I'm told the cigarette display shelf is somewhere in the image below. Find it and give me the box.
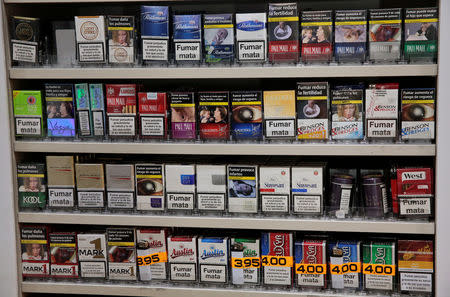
[20,281,419,297]
[18,211,435,234]
[13,141,436,156]
[9,64,437,79]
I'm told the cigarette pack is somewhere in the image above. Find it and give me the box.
[17,163,46,209]
[75,83,92,137]
[331,88,364,140]
[21,225,49,278]
[169,92,196,140]
[49,232,78,278]
[396,168,433,217]
[107,228,137,280]
[401,88,435,140]
[365,83,399,140]
[75,163,105,209]
[168,236,198,281]
[334,10,367,63]
[13,90,44,137]
[263,90,296,139]
[74,16,106,63]
[228,165,258,213]
[141,6,169,62]
[291,166,324,215]
[231,91,263,140]
[107,16,135,64]
[230,238,260,285]
[173,15,202,63]
[198,237,229,283]
[328,240,361,289]
[106,164,135,210]
[236,13,267,62]
[45,84,75,138]
[77,233,107,279]
[196,165,226,211]
[295,240,326,288]
[363,241,395,291]
[404,8,438,62]
[165,164,195,211]
[261,232,293,286]
[89,84,106,137]
[301,11,333,63]
[369,9,401,62]
[204,14,234,63]
[11,16,40,64]
[105,84,137,138]
[268,3,299,63]
[135,164,165,211]
[398,240,433,293]
[198,91,230,140]
[138,92,168,139]
[46,156,75,209]
[329,169,357,218]
[259,166,290,214]
[296,82,329,140]
[136,228,168,281]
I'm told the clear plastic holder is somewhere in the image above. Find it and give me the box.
[17,162,47,211]
[196,164,227,214]
[328,168,357,219]
[227,164,259,215]
[230,237,261,287]
[294,239,327,290]
[259,166,290,216]
[362,240,396,293]
[263,91,297,141]
[74,16,107,66]
[300,10,333,65]
[198,237,229,285]
[291,165,325,217]
[359,168,391,220]
[167,236,198,283]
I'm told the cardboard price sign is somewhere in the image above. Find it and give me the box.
[329,262,361,274]
[137,252,168,266]
[231,257,261,268]
[295,263,327,275]
[261,255,293,267]
[363,263,396,276]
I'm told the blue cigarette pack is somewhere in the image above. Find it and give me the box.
[204,14,234,63]
[141,6,169,61]
[328,240,362,290]
[173,15,202,62]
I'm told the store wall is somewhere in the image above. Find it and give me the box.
[0,3,19,296]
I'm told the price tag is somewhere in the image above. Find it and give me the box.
[363,263,396,276]
[231,257,261,268]
[295,263,327,275]
[329,262,361,275]
[137,252,167,266]
[261,255,293,267]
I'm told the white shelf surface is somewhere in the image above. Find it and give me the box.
[9,64,437,79]
[14,141,436,156]
[18,212,435,234]
[20,281,416,297]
